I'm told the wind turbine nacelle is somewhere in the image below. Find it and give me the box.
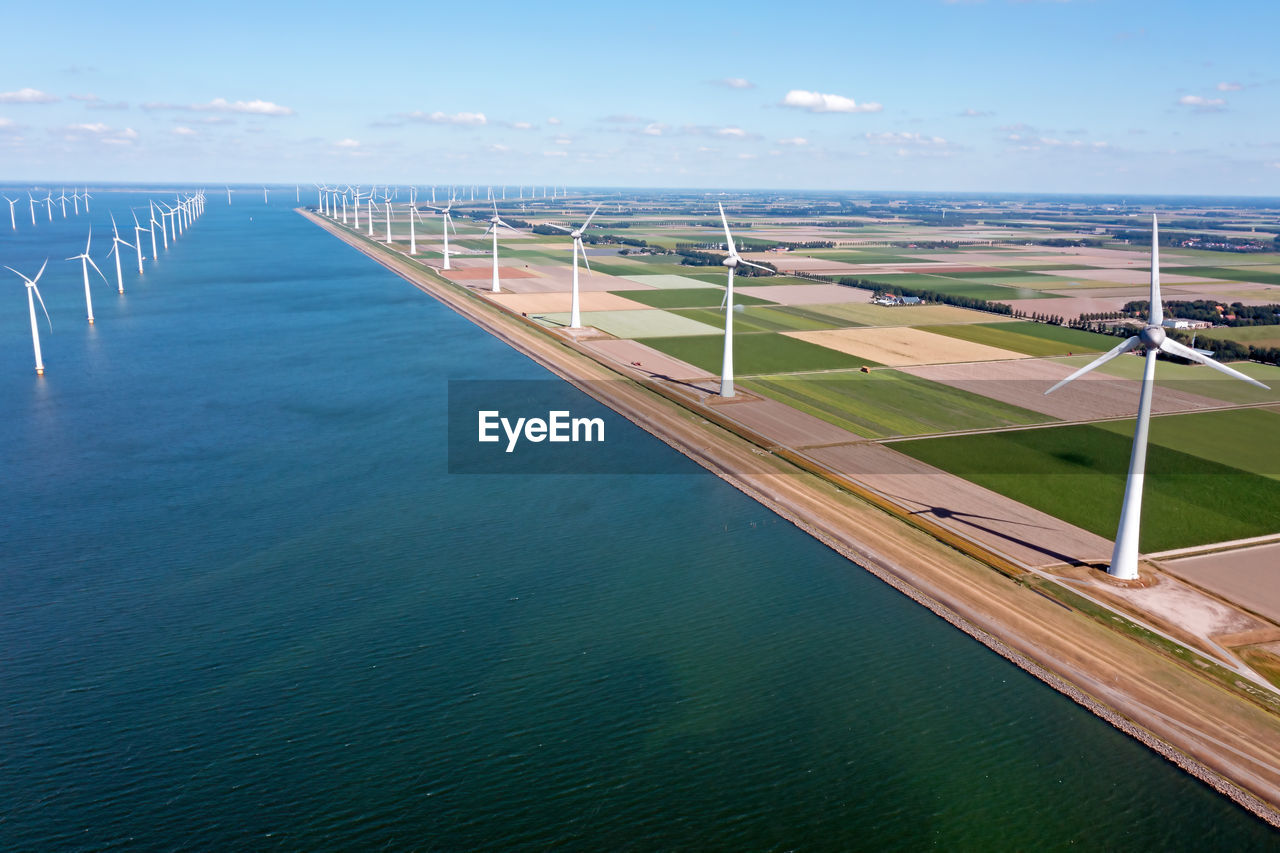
[1139,326,1166,348]
[723,256,738,268]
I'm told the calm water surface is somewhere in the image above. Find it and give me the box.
[0,191,1274,849]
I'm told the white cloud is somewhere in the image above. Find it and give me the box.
[511,121,534,130]
[781,89,881,113]
[0,88,58,104]
[777,137,808,146]
[143,97,295,116]
[866,131,947,146]
[62,122,138,145]
[959,108,993,117]
[335,138,360,148]
[554,136,572,145]
[641,122,665,136]
[1178,94,1226,111]
[69,122,110,133]
[1217,81,1242,92]
[173,126,197,136]
[407,110,487,125]
[716,77,755,89]
[488,143,510,153]
[717,126,748,137]
[542,150,568,157]
[547,116,562,125]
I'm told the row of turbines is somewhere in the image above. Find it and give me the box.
[313,191,1272,582]
[7,191,207,376]
[5,187,96,230]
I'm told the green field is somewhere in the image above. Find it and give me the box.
[918,322,1117,356]
[535,309,721,338]
[620,274,721,290]
[1095,408,1280,482]
[672,306,843,333]
[616,288,774,309]
[1167,266,1280,286]
[1198,325,1280,348]
[743,370,1051,438]
[895,415,1280,551]
[637,333,878,375]
[855,273,1055,301]
[796,251,934,265]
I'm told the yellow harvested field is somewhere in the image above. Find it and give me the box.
[785,327,1028,366]
[484,291,651,314]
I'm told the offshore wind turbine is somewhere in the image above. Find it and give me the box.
[28,193,37,226]
[226,186,233,205]
[106,213,135,293]
[406,195,424,254]
[263,186,269,204]
[71,188,81,215]
[67,228,109,324]
[383,194,394,244]
[484,200,518,292]
[82,188,92,213]
[547,203,601,329]
[147,202,160,256]
[157,203,172,249]
[58,189,68,217]
[43,191,54,221]
[7,260,52,375]
[714,204,772,397]
[131,211,148,272]
[4,195,16,230]
[1044,216,1269,580]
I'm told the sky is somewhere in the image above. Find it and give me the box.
[2,0,1278,195]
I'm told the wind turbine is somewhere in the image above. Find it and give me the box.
[158,203,173,249]
[28,193,37,226]
[406,195,424,254]
[131,211,148,273]
[714,204,772,397]
[71,188,81,215]
[430,197,457,269]
[82,188,92,213]
[484,200,519,292]
[7,260,52,375]
[58,188,68,217]
[547,203,601,329]
[43,191,54,221]
[1044,216,1269,580]
[67,228,109,324]
[226,186,233,205]
[147,201,160,257]
[383,193,394,244]
[3,195,15,230]
[106,213,135,294]
[263,186,269,204]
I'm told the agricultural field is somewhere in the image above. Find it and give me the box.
[636,333,879,375]
[918,322,1117,357]
[1198,325,1280,349]
[1169,266,1280,286]
[534,309,721,338]
[894,413,1280,551]
[742,370,1051,438]
[615,288,774,310]
[1049,354,1280,405]
[671,306,843,333]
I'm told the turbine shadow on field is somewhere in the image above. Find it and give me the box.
[876,489,1085,566]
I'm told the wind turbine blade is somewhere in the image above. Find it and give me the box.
[1149,215,1163,326]
[719,287,729,309]
[31,259,48,284]
[4,265,30,282]
[547,223,572,233]
[87,255,108,283]
[718,203,737,257]
[580,203,601,231]
[1044,336,1140,395]
[1159,338,1270,389]
[581,244,592,275]
[740,259,773,273]
[32,284,53,332]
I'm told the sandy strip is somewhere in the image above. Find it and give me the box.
[1161,543,1280,625]
[304,210,1280,827]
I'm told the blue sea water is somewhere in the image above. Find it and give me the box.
[0,189,1275,850]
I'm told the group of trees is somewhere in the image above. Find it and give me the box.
[1121,299,1280,327]
[830,277,1015,315]
[1113,229,1271,253]
[1010,311,1068,325]
[676,248,777,276]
